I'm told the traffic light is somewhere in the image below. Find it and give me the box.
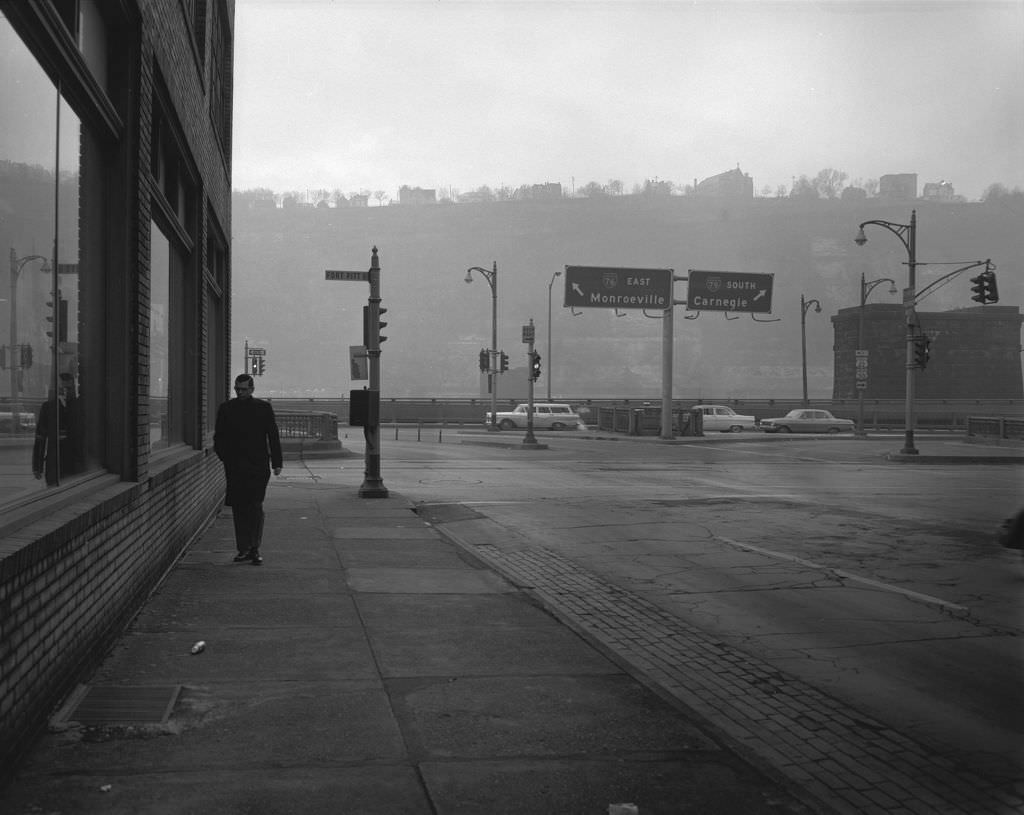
[45,292,68,343]
[989,272,1000,303]
[529,351,542,381]
[970,270,999,304]
[913,335,931,369]
[257,356,266,376]
[364,304,388,346]
[479,348,489,372]
[249,355,259,376]
[499,351,509,372]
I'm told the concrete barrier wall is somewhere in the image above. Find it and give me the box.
[0,452,225,782]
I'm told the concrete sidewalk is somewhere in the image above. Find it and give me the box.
[0,469,814,815]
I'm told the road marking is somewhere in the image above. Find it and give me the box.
[713,534,968,611]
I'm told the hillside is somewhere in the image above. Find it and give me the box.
[230,195,1023,399]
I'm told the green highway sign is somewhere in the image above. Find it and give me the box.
[686,270,774,314]
[564,265,673,310]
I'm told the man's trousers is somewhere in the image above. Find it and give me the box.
[231,502,265,554]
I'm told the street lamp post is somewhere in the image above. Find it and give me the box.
[465,261,498,431]
[546,270,561,402]
[855,210,918,454]
[800,294,821,406]
[8,248,51,431]
[855,273,898,436]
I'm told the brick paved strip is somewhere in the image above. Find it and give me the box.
[465,542,1021,815]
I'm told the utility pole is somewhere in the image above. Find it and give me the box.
[360,247,388,497]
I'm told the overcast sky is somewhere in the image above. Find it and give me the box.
[231,0,1024,201]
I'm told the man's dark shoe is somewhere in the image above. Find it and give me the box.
[233,550,252,563]
[250,550,263,566]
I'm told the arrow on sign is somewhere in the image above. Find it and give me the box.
[753,289,767,302]
[572,282,584,297]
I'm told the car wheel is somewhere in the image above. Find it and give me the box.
[729,425,743,433]
[550,422,565,430]
[498,419,516,430]
[826,427,841,434]
[779,426,791,433]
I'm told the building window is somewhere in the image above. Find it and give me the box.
[209,0,231,158]
[149,222,171,449]
[1,15,105,505]
[205,228,227,433]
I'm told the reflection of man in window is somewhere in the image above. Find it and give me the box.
[32,373,84,486]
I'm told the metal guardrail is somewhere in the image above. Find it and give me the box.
[966,416,1024,442]
[266,397,1023,428]
[597,406,703,436]
[275,411,338,440]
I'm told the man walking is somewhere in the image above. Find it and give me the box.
[214,373,282,565]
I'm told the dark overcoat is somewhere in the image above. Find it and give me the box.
[214,396,283,506]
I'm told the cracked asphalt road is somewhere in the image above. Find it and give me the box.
[324,432,1023,788]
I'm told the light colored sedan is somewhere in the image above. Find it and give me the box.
[689,404,759,433]
[759,409,855,434]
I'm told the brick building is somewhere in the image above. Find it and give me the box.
[832,304,1023,399]
[1,1,234,779]
[398,185,437,205]
[694,167,754,198]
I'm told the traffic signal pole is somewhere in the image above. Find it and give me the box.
[360,247,389,497]
[523,318,539,447]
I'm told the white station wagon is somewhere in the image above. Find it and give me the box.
[485,403,585,431]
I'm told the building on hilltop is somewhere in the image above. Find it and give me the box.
[694,167,754,198]
[528,182,563,200]
[398,185,437,205]
[922,180,965,203]
[879,173,918,201]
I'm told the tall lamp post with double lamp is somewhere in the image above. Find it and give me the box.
[855,273,897,436]
[800,294,821,406]
[465,261,499,431]
[8,248,51,432]
[855,210,918,454]
[546,270,561,402]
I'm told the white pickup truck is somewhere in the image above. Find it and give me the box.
[485,403,586,431]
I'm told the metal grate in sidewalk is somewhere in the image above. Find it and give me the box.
[467,542,1021,815]
[52,685,182,726]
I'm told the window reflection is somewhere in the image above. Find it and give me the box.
[150,222,170,448]
[1,16,91,505]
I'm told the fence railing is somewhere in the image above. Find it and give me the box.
[597,406,703,436]
[275,411,338,440]
[966,416,1024,443]
[266,396,1023,429]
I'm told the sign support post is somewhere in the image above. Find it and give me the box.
[325,248,387,498]
[661,301,673,440]
[360,247,388,497]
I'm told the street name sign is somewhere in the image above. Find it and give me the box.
[564,266,673,310]
[350,345,368,380]
[325,270,369,281]
[686,270,774,314]
[248,347,266,356]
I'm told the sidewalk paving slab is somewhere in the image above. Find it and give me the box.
[0,474,815,815]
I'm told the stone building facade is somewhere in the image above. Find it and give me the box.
[832,304,1023,399]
